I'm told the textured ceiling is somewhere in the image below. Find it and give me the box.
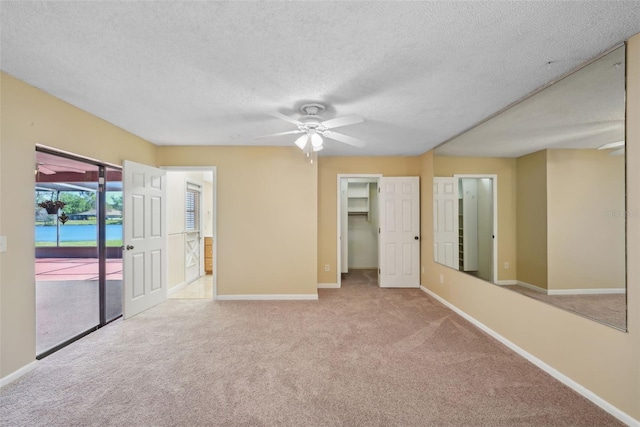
[2,1,640,156]
[436,45,626,158]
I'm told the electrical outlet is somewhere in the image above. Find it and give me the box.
[439,274,444,284]
[324,264,330,272]
[504,262,509,270]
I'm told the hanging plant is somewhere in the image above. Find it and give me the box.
[38,200,66,214]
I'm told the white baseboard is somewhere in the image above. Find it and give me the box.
[548,288,626,295]
[517,280,548,293]
[495,280,517,286]
[0,361,38,388]
[216,294,318,301]
[418,286,638,427]
[495,281,624,296]
[167,281,187,295]
[317,283,340,289]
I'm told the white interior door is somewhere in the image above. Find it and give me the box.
[378,177,420,288]
[433,177,459,269]
[123,160,167,319]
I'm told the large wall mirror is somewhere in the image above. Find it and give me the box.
[433,44,627,331]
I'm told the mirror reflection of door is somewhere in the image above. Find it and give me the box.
[434,175,496,283]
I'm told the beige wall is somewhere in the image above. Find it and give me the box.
[157,146,317,296]
[433,156,517,282]
[166,171,187,289]
[515,150,548,288]
[317,156,420,284]
[547,149,625,290]
[421,34,640,420]
[0,72,157,377]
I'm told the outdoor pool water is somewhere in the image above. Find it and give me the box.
[35,224,122,242]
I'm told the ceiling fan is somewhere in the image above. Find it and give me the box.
[256,103,366,154]
[36,162,86,175]
[597,140,625,156]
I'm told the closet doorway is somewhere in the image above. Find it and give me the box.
[164,167,216,299]
[337,175,381,287]
[455,174,497,283]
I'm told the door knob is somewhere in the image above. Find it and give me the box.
[126,245,134,250]
[414,236,419,240]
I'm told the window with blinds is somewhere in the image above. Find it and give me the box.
[185,183,201,231]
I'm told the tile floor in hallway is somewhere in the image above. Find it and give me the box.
[168,275,214,299]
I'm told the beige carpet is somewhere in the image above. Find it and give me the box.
[503,284,626,330]
[1,270,622,426]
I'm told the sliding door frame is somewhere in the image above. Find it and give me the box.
[35,146,122,359]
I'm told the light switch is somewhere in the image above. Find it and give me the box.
[0,236,6,253]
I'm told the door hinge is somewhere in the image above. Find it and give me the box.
[378,268,381,274]
[378,186,381,193]
[378,227,380,234]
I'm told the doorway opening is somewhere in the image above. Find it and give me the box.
[163,167,216,299]
[35,147,123,358]
[455,174,497,283]
[337,175,381,288]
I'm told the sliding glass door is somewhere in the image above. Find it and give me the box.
[35,148,123,357]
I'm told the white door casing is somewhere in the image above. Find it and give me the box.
[123,160,167,319]
[340,178,349,274]
[378,177,420,288]
[460,178,479,271]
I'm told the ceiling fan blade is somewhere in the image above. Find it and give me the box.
[321,114,364,129]
[38,165,56,175]
[597,140,625,150]
[269,112,303,126]
[51,164,86,173]
[254,130,305,140]
[324,131,367,148]
[609,147,625,156]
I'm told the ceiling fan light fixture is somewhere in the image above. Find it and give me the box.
[310,133,323,148]
[294,134,308,149]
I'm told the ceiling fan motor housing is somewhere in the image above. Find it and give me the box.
[299,103,325,116]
